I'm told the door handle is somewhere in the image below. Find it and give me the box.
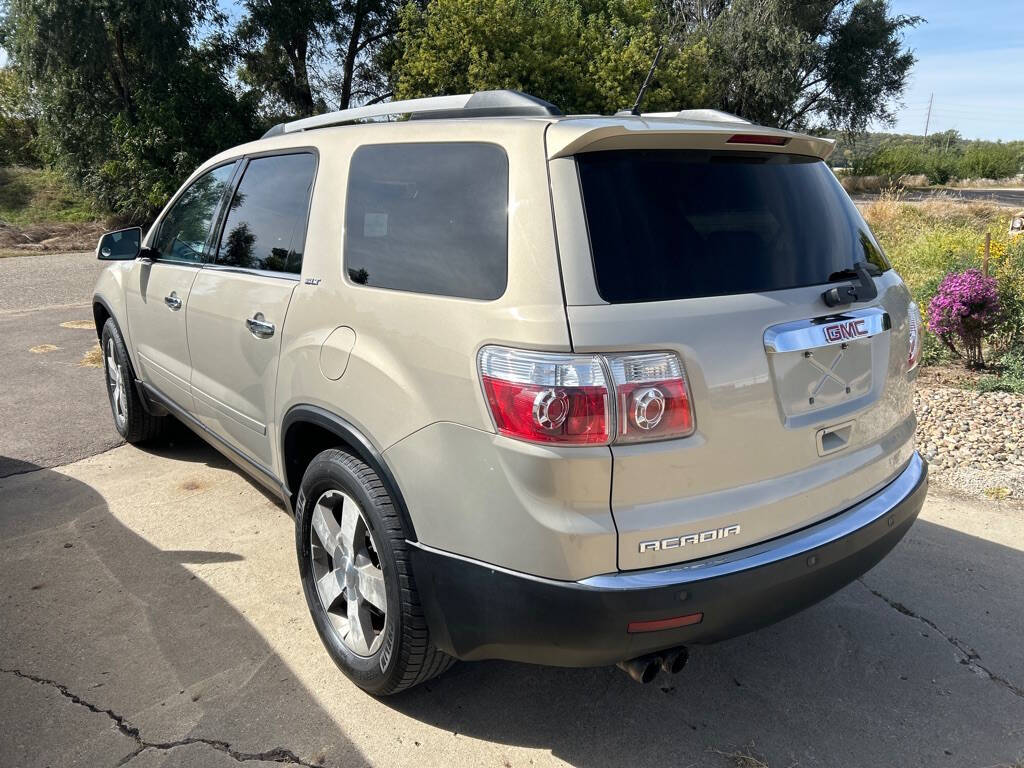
[245,312,275,339]
[164,292,182,311]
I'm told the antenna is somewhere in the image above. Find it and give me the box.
[630,44,665,116]
[924,92,933,138]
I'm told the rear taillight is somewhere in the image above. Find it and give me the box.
[907,302,922,372]
[478,347,694,446]
[606,352,694,442]
[479,347,609,444]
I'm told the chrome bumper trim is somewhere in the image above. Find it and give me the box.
[579,452,926,591]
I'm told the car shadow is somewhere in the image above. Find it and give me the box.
[383,517,1024,768]
[135,418,289,512]
[0,458,368,768]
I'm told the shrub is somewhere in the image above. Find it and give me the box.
[958,143,1019,181]
[992,236,1024,354]
[927,269,1002,367]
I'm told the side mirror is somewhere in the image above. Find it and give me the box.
[96,227,142,261]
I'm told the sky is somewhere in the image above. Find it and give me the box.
[881,0,1024,140]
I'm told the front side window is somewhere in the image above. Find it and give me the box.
[153,162,237,263]
[344,142,508,300]
[577,149,891,304]
[216,153,317,274]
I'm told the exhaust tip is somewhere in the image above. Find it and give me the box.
[661,646,689,675]
[617,654,662,684]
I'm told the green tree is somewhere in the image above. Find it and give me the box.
[235,0,337,117]
[0,0,258,219]
[705,0,920,133]
[958,142,1020,181]
[391,0,918,132]
[392,0,711,115]
[0,65,37,166]
[235,0,402,119]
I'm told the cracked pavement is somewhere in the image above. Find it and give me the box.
[2,443,1023,767]
[2,252,1023,767]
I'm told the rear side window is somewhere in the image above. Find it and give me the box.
[216,152,317,274]
[577,150,890,304]
[344,143,508,300]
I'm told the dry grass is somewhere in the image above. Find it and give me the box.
[78,342,103,368]
[28,344,59,354]
[841,173,928,193]
[946,176,1024,189]
[60,320,95,330]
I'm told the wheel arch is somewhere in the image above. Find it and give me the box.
[280,405,418,541]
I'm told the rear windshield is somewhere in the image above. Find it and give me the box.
[576,150,889,304]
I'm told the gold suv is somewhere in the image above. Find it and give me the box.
[92,90,927,693]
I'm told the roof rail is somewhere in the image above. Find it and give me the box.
[262,90,562,138]
[642,109,751,124]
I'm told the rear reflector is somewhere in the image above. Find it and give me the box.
[726,134,789,146]
[627,612,704,634]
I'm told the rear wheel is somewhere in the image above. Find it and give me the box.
[295,448,453,694]
[100,318,165,443]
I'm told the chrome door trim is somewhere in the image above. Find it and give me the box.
[764,306,891,354]
[203,263,301,281]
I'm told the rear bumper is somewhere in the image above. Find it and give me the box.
[411,452,927,667]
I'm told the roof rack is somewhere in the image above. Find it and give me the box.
[262,90,562,139]
[640,109,751,124]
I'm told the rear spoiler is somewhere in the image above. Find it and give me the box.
[546,117,835,161]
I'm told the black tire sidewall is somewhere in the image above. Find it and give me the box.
[100,319,132,439]
[295,452,404,694]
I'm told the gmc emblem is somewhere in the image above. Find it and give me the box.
[823,318,868,343]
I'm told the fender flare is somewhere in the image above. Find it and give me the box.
[280,404,418,541]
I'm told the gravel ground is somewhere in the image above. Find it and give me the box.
[915,383,1024,501]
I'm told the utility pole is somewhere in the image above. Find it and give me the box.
[924,93,933,138]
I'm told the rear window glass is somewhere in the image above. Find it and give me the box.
[576,150,890,304]
[344,142,508,300]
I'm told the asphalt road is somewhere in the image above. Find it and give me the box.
[0,252,123,477]
[853,187,1024,207]
[1,252,1023,767]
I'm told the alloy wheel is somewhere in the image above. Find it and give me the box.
[106,338,127,429]
[309,489,388,657]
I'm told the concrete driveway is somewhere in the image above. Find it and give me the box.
[1,252,1023,767]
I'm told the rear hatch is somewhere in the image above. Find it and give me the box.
[548,124,917,571]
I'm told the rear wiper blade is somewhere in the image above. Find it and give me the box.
[822,261,879,307]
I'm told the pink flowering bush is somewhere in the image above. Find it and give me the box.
[927,269,1001,367]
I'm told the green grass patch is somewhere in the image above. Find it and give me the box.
[0,166,98,226]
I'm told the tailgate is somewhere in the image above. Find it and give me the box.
[549,143,918,570]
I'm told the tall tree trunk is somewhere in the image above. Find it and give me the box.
[339,0,368,109]
[289,37,316,116]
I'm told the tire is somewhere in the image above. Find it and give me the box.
[100,318,165,444]
[295,448,454,695]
